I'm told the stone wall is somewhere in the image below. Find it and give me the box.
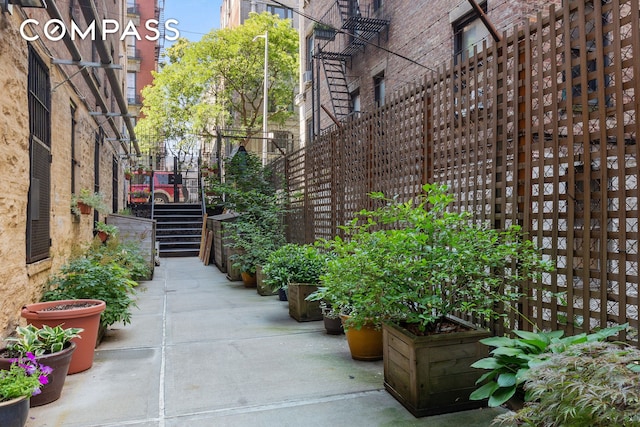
[0,3,129,339]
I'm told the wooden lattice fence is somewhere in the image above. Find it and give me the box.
[271,0,640,345]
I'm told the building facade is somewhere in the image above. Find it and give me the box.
[301,0,562,144]
[0,0,136,337]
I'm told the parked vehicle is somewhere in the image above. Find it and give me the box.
[129,171,188,204]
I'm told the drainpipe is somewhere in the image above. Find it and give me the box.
[79,0,140,156]
[46,0,138,155]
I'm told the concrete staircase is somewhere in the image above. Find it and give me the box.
[153,203,203,257]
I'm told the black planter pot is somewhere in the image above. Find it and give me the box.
[323,315,344,335]
[0,396,29,427]
[0,342,76,407]
[278,288,288,301]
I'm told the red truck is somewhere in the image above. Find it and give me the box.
[129,171,188,204]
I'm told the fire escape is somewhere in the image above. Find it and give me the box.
[312,0,389,124]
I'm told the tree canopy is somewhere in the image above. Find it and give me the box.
[136,12,299,156]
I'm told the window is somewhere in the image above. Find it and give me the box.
[27,47,51,263]
[373,0,383,11]
[306,36,314,72]
[266,5,292,21]
[270,131,292,154]
[453,1,489,63]
[127,36,137,59]
[350,89,361,116]
[127,72,137,104]
[374,72,385,107]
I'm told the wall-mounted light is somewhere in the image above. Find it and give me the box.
[2,0,47,14]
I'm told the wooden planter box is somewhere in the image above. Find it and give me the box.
[382,317,490,417]
[256,265,277,296]
[288,283,322,322]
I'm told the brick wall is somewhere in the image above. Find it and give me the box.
[302,0,562,135]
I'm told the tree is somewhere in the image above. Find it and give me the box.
[136,12,299,156]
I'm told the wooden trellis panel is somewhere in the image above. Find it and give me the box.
[272,0,640,346]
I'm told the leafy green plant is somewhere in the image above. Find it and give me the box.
[94,221,118,236]
[493,341,640,426]
[312,184,552,331]
[263,244,329,292]
[71,189,109,215]
[3,325,83,357]
[88,239,151,281]
[0,354,51,402]
[470,323,628,407]
[43,256,138,329]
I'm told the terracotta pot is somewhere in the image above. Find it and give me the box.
[77,201,91,215]
[0,342,76,407]
[97,231,108,242]
[0,396,29,427]
[340,314,383,361]
[21,300,106,374]
[240,271,257,288]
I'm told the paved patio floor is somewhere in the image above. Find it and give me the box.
[26,257,505,427]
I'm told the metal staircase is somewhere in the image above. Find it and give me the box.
[313,0,389,122]
[153,203,203,257]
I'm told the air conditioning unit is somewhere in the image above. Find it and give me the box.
[303,70,313,87]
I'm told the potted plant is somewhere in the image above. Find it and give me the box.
[27,245,138,373]
[124,169,132,181]
[94,221,118,243]
[129,190,150,203]
[71,189,108,215]
[0,353,51,427]
[312,184,552,415]
[493,340,640,426]
[469,323,627,409]
[313,22,337,40]
[0,325,82,406]
[261,243,328,322]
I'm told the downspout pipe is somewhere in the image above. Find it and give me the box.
[79,0,140,156]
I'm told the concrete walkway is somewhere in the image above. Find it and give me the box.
[26,257,505,427]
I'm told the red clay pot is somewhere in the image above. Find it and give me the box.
[21,300,105,374]
[241,271,257,288]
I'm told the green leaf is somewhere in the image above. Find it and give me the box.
[469,381,499,400]
[480,336,514,347]
[471,357,502,370]
[497,372,517,387]
[488,386,516,407]
[491,347,524,357]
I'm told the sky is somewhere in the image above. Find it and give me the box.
[163,0,223,44]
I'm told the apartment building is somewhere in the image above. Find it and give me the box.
[301,0,562,143]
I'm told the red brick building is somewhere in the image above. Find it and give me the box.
[301,0,562,144]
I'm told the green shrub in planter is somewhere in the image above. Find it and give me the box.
[262,244,329,292]
[312,183,553,331]
[43,256,137,329]
[493,341,640,426]
[86,238,151,282]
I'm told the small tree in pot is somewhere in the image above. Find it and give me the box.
[312,184,552,414]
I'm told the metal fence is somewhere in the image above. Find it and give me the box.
[271,0,640,344]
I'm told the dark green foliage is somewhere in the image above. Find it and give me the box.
[262,244,329,291]
[212,150,287,275]
[312,184,552,331]
[43,249,139,329]
[470,324,628,407]
[87,238,151,281]
[493,341,640,426]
